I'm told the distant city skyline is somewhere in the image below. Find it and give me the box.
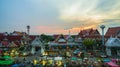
[0,0,120,35]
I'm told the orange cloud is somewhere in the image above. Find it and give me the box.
[32,26,70,34]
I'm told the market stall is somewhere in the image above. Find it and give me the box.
[105,61,119,67]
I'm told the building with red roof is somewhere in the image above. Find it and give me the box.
[49,34,80,49]
[105,27,120,38]
[0,34,36,48]
[78,28,101,39]
[53,34,68,40]
[1,38,9,47]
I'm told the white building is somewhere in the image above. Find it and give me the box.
[30,36,44,55]
[105,37,120,56]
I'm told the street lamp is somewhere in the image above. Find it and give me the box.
[100,25,105,46]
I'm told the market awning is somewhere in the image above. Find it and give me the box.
[105,61,119,67]
[102,58,111,62]
[71,57,77,61]
[3,55,11,59]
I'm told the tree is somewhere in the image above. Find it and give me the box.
[95,39,102,49]
[82,38,95,50]
[40,34,54,42]
[45,44,49,50]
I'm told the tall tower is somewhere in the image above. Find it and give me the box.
[100,25,105,46]
[27,25,30,35]
[27,25,30,45]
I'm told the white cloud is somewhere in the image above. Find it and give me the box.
[57,0,120,29]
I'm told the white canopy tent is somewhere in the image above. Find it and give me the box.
[106,37,120,47]
[105,37,120,56]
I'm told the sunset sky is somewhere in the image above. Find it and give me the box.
[0,0,120,35]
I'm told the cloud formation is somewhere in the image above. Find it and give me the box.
[0,0,120,35]
[59,0,120,30]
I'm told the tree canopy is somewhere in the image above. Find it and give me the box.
[40,34,54,42]
[83,38,95,47]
